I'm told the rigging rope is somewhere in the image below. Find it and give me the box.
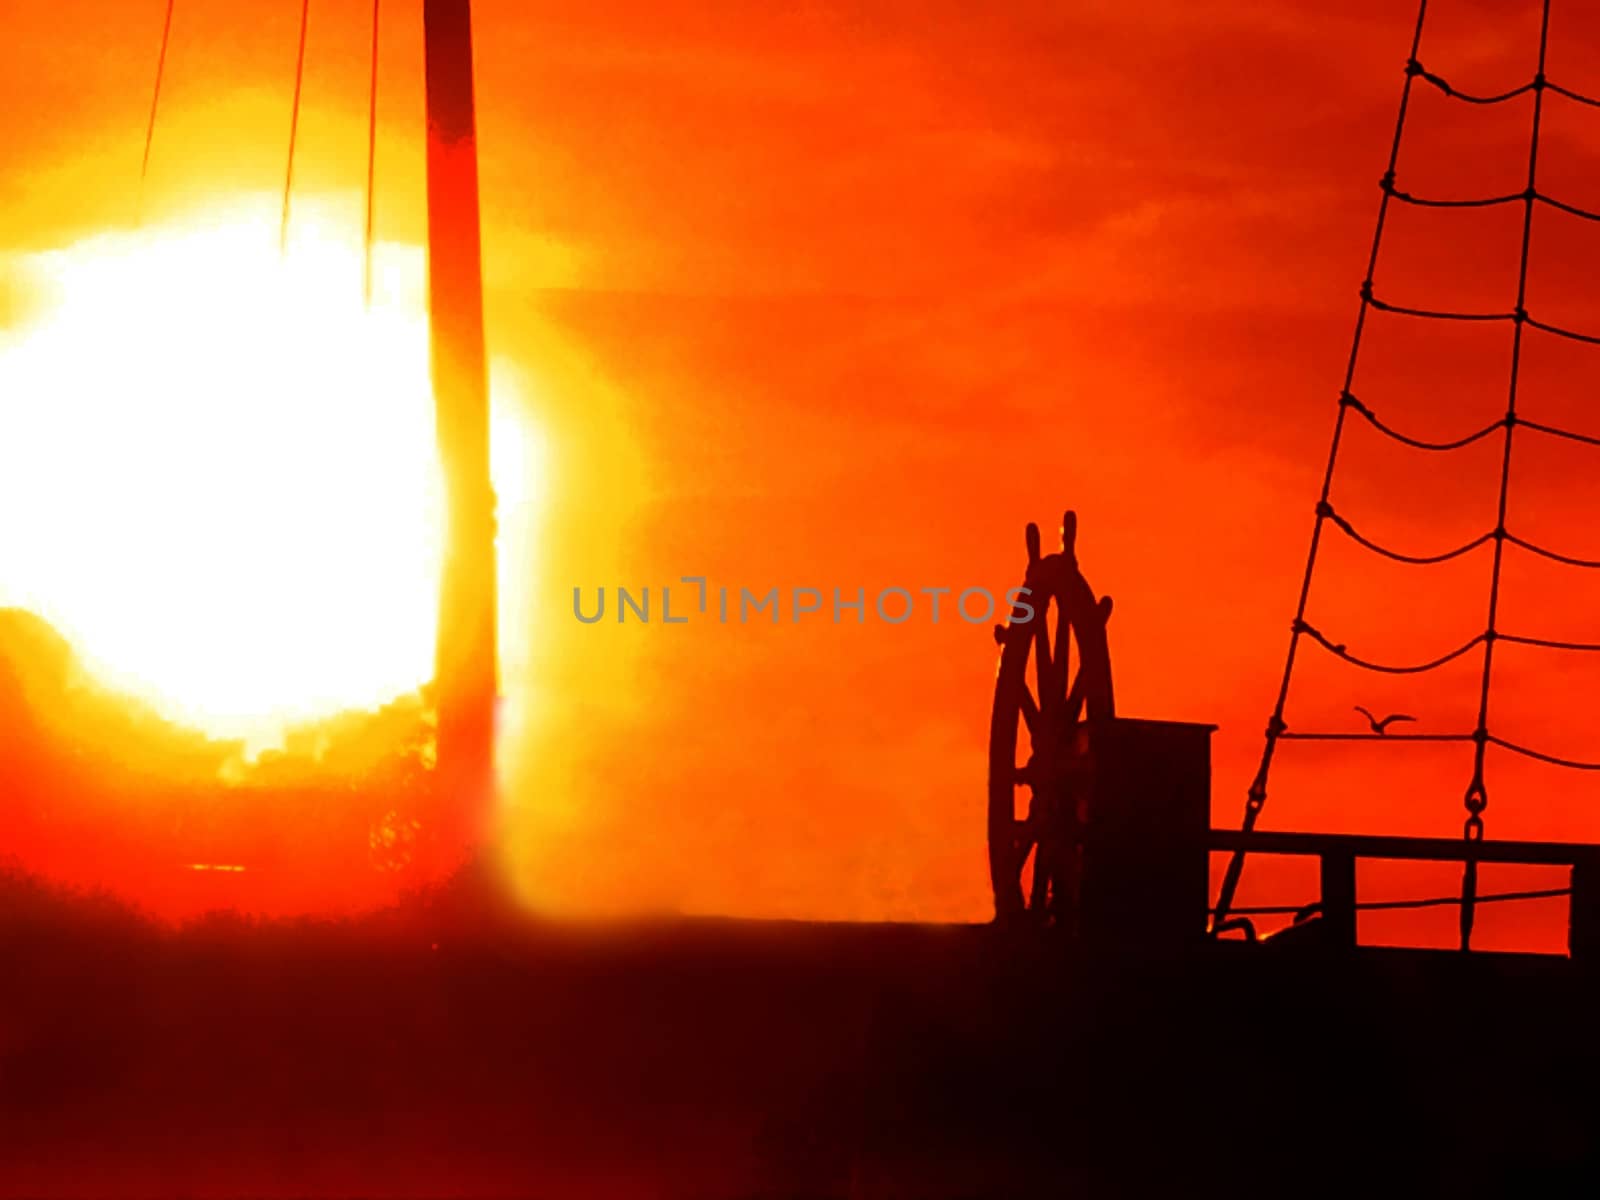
[1297,621,1485,674]
[281,0,313,255]
[1215,1,1584,949]
[1324,510,1600,574]
[1519,417,1600,450]
[1303,626,1600,660]
[1499,633,1600,652]
[1363,291,1600,346]
[1549,81,1600,109]
[1344,399,1600,460]
[1217,886,1570,918]
[1506,532,1600,569]
[1387,179,1600,234]
[365,0,381,306]
[1410,59,1600,109]
[1490,735,1600,771]
[1279,731,1475,742]
[1385,185,1523,211]
[1526,314,1600,346]
[1275,729,1600,768]
[1211,0,1433,933]
[1536,193,1600,223]
[1410,62,1536,105]
[1342,394,1503,451]
[1387,184,1600,226]
[1365,290,1513,323]
[1323,504,1492,565]
[138,0,178,220]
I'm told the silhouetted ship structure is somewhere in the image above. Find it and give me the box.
[991,0,1600,969]
[9,2,1600,1193]
[992,507,1600,959]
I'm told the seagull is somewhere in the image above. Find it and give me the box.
[1355,705,1416,735]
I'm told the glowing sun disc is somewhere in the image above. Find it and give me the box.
[0,199,527,746]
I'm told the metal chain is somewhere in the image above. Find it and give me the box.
[1459,0,1552,951]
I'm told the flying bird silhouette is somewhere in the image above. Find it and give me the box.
[1354,705,1415,735]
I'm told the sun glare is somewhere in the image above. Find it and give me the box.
[0,198,537,747]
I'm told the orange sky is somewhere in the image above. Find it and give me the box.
[10,0,1600,941]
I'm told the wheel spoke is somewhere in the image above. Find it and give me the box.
[1015,837,1035,895]
[1033,611,1052,713]
[1020,684,1040,739]
[1029,841,1051,911]
[1064,664,1086,725]
[1052,605,1073,711]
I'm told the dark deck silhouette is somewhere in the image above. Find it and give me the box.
[3,871,1598,1198]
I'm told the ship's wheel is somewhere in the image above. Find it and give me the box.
[987,511,1115,926]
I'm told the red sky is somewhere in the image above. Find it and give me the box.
[10,0,1600,942]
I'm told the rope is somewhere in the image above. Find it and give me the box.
[1385,185,1523,210]
[1519,417,1600,450]
[1217,886,1570,918]
[1526,314,1600,346]
[1365,292,1514,322]
[1298,621,1485,675]
[1499,633,1600,652]
[1490,735,1600,771]
[1506,532,1600,569]
[1386,184,1600,226]
[1346,400,1600,461]
[281,0,313,255]
[1410,60,1600,109]
[1368,885,1570,909]
[1537,193,1600,224]
[1550,80,1600,109]
[1324,505,1492,565]
[364,0,381,306]
[138,0,178,221]
[1320,507,1600,573]
[1342,395,1502,451]
[1279,731,1474,743]
[1216,2,1597,948]
[1212,0,1433,933]
[1364,293,1600,346]
[1409,61,1536,105]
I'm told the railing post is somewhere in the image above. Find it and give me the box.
[1569,856,1600,962]
[1321,850,1356,949]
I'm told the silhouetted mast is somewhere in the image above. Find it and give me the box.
[423,0,497,814]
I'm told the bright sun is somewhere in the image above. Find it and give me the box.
[0,197,538,746]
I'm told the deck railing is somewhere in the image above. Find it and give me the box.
[1208,829,1600,957]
